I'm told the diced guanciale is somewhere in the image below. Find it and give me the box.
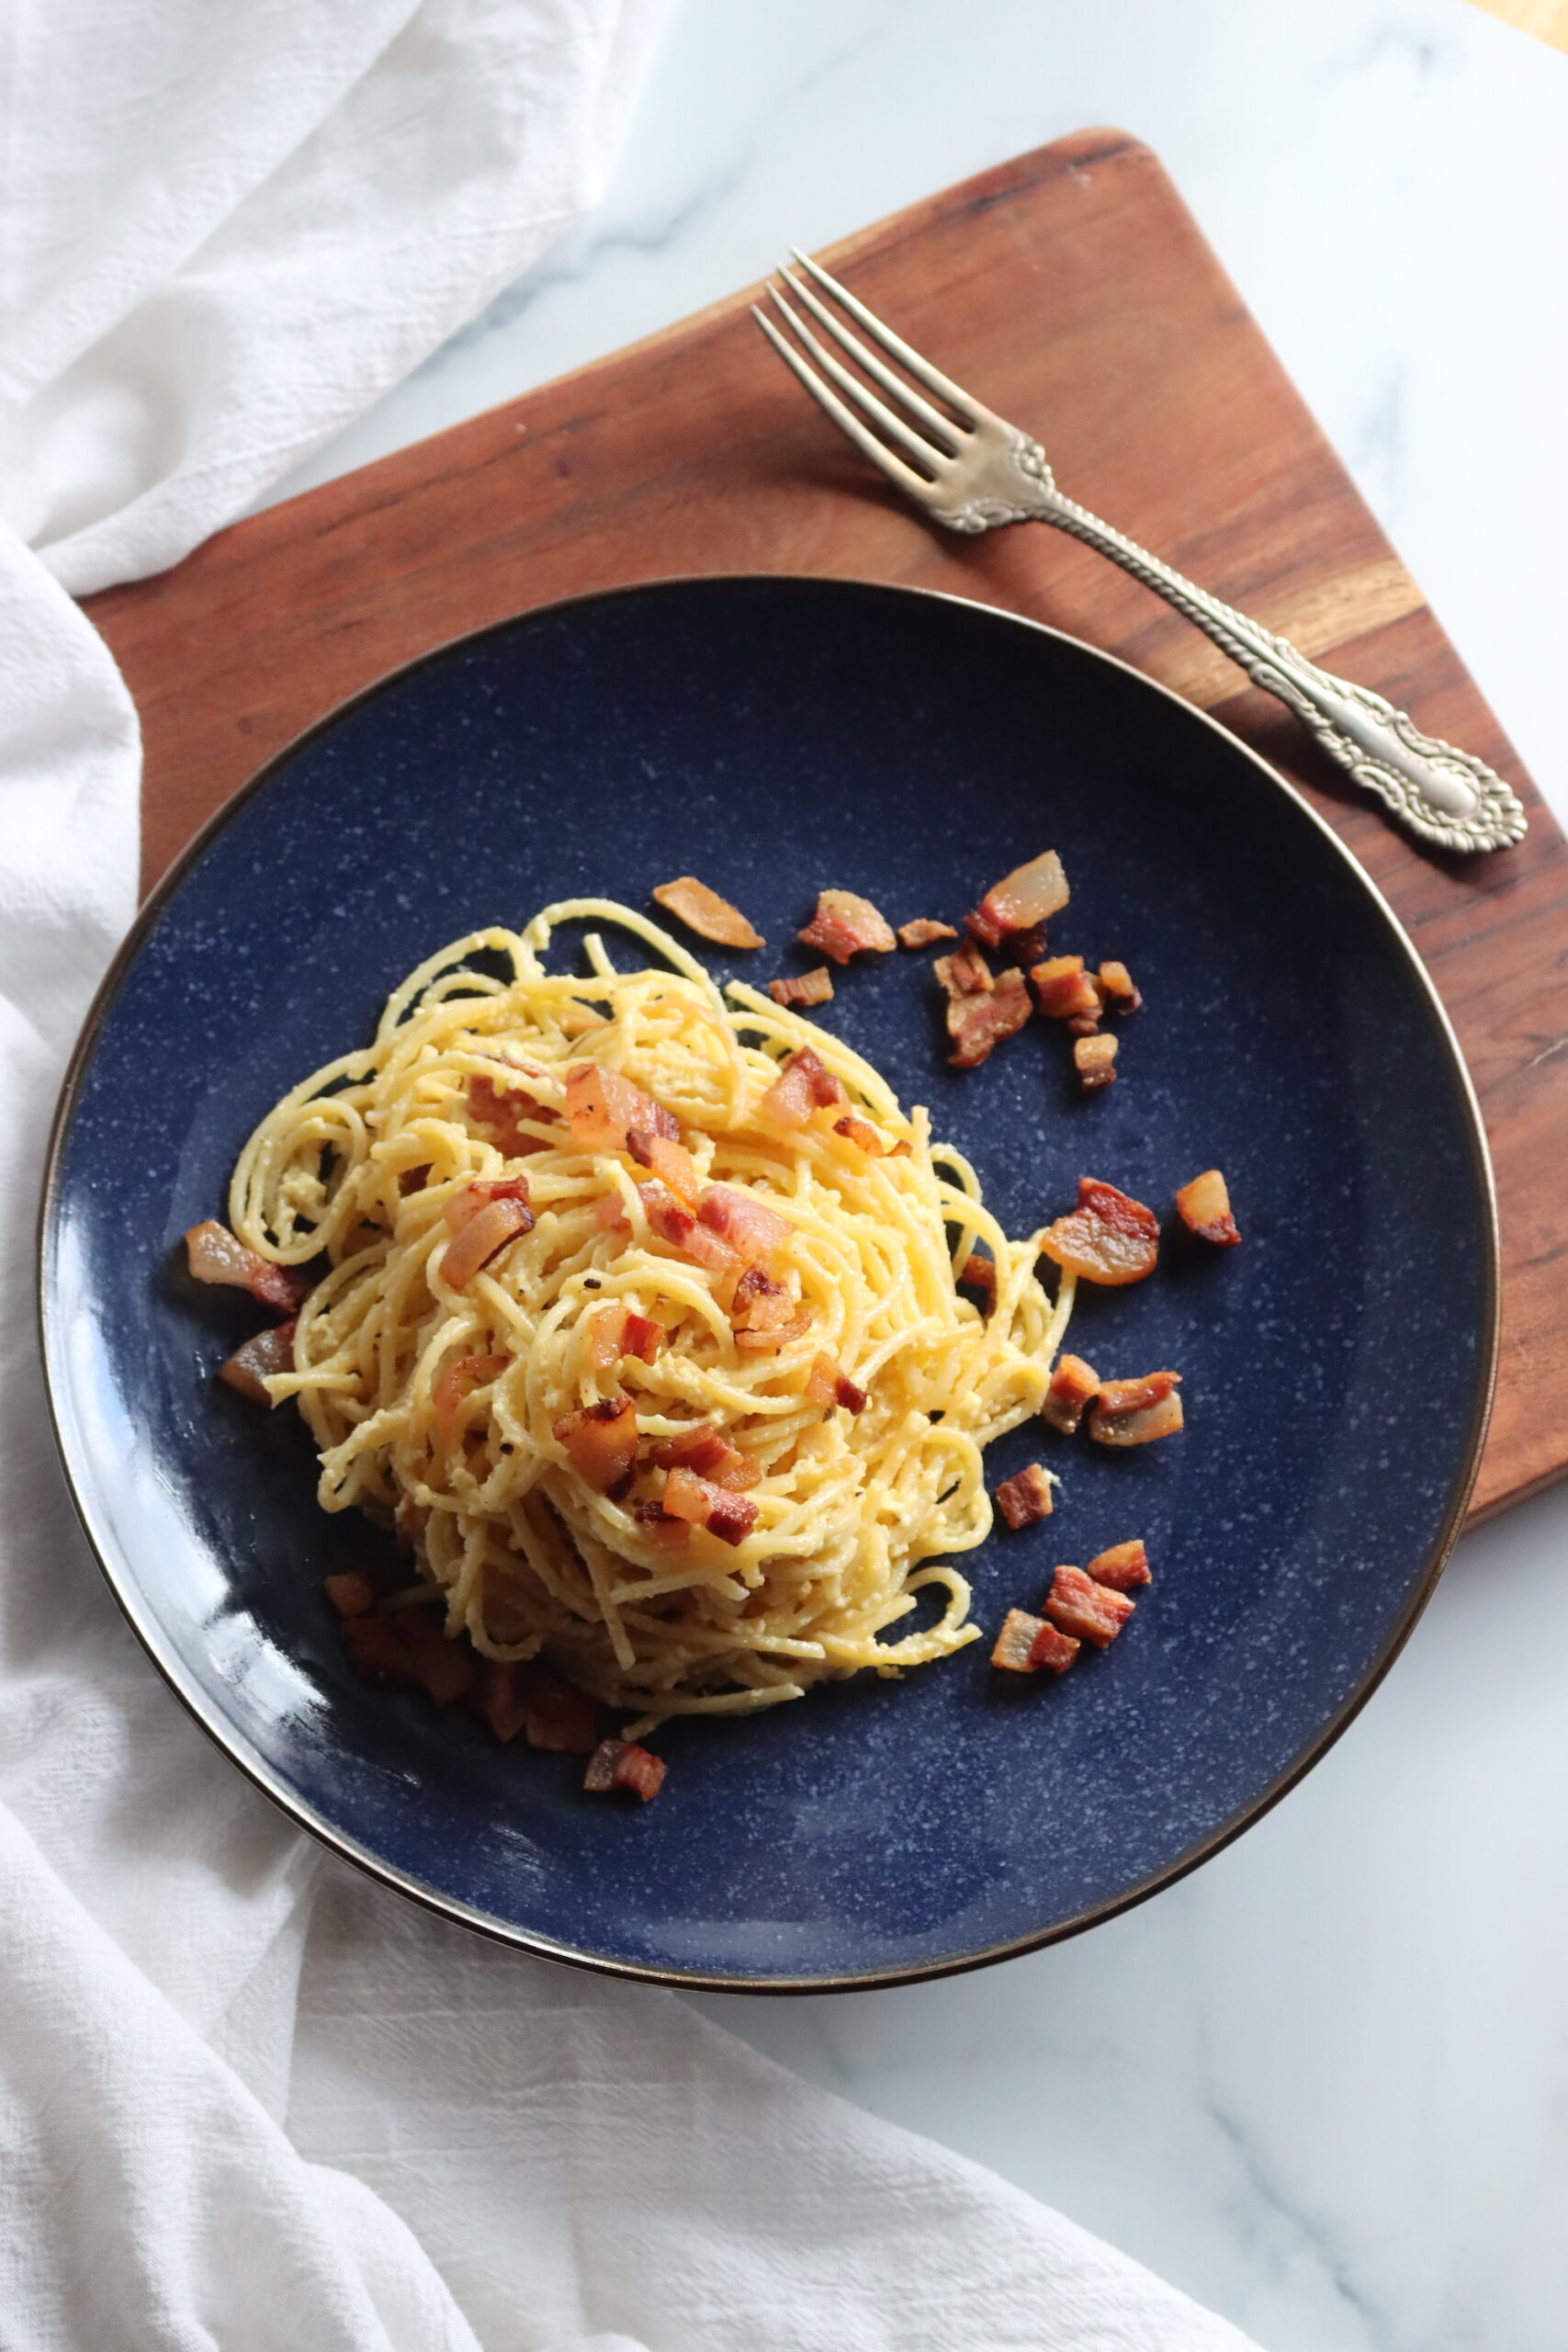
[433,1350,509,1441]
[400,1611,476,1707]
[960,1252,997,1298]
[652,876,763,949]
[1031,956,1100,1023]
[1038,1179,1160,1286]
[185,1219,309,1315]
[1073,1033,1119,1091]
[995,1464,1055,1529]
[584,1737,667,1800]
[1089,1373,1184,1447]
[516,1663,601,1753]
[322,1570,376,1619]
[554,1396,638,1495]
[622,1311,664,1363]
[626,1127,702,1206]
[805,1351,865,1413]
[797,888,897,964]
[217,1319,297,1405]
[661,1464,759,1544]
[699,1183,792,1264]
[340,1611,418,1690]
[1088,1540,1152,1590]
[1043,1563,1135,1648]
[648,1423,760,1489]
[468,1072,552,1156]
[947,967,1032,1069]
[1040,1352,1100,1433]
[934,942,993,999]
[758,1044,847,1128]
[442,1175,534,1235]
[966,850,1070,949]
[989,1606,1080,1675]
[1174,1167,1241,1247]
[729,1263,812,1352]
[564,1062,679,1152]
[468,1657,529,1745]
[1098,960,1142,1013]
[897,918,958,948]
[441,1193,534,1288]
[767,967,834,1009]
[833,1114,883,1155]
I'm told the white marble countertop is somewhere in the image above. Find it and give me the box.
[276,5,1568,2346]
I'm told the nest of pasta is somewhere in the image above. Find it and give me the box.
[231,900,1075,1731]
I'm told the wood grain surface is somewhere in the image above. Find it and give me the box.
[85,128,1568,1526]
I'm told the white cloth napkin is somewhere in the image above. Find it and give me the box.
[0,6,1267,2346]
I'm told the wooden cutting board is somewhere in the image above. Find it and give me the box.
[85,128,1568,1526]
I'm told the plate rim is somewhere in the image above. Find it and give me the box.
[37,571,1502,1994]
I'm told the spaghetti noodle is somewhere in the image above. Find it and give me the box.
[231,899,1076,1730]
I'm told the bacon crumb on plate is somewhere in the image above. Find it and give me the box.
[340,1611,418,1691]
[897,918,958,948]
[933,942,993,999]
[584,1738,667,1800]
[554,1396,638,1495]
[323,1570,376,1620]
[400,1611,476,1708]
[1174,1167,1240,1246]
[1044,1564,1136,1648]
[946,967,1032,1069]
[1039,1178,1159,1286]
[995,1463,1055,1528]
[1073,1033,1119,1091]
[966,850,1070,949]
[1030,955,1100,1023]
[1089,1373,1184,1447]
[217,1319,297,1405]
[990,1606,1080,1675]
[185,1218,309,1316]
[516,1663,600,1753]
[767,967,834,1008]
[1088,1540,1152,1590]
[1040,1351,1100,1433]
[1098,959,1143,1013]
[797,888,897,963]
[652,876,764,950]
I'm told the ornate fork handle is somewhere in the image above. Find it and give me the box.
[938,440,1527,857]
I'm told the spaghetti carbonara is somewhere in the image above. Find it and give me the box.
[231,899,1076,1730]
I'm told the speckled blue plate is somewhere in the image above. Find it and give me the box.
[40,577,1496,1991]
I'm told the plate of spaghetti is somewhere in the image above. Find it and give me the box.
[40,577,1496,1989]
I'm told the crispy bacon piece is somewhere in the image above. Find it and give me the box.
[803,1351,866,1413]
[768,967,834,1009]
[441,1194,533,1288]
[652,876,763,950]
[622,1311,664,1363]
[995,1464,1055,1529]
[990,1606,1081,1675]
[630,1498,692,1551]
[554,1396,638,1495]
[960,1252,997,1299]
[947,967,1032,1069]
[797,888,897,964]
[398,1165,432,1197]
[1030,955,1100,1023]
[322,1570,376,1620]
[1043,1563,1136,1648]
[442,1175,534,1235]
[626,1127,702,1207]
[564,1063,679,1153]
[648,1423,760,1489]
[1074,1033,1119,1092]
[584,1737,667,1800]
[699,1183,792,1265]
[1098,960,1142,1013]
[1039,1179,1159,1286]
[832,1114,886,1156]
[468,1657,529,1744]
[1088,1539,1152,1590]
[467,1073,552,1157]
[185,1219,308,1316]
[757,1044,846,1129]
[340,1611,418,1690]
[517,1663,600,1753]
[433,1350,509,1442]
[967,850,1070,949]
[400,1611,476,1707]
[934,942,993,999]
[592,1190,629,1231]
[661,1464,760,1544]
[1089,1373,1184,1447]
[634,1179,731,1278]
[217,1318,297,1405]
[1040,1352,1100,1434]
[997,922,1050,971]
[1175,1167,1240,1247]
[583,1305,629,1374]
[897,918,958,948]
[729,1262,801,1335]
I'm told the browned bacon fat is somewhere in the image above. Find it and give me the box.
[1089,1372,1184,1447]
[1043,1564,1136,1648]
[185,1220,308,1316]
[797,889,897,964]
[946,967,1032,1069]
[1040,1352,1100,1433]
[966,851,1070,949]
[1174,1168,1241,1247]
[994,1464,1055,1529]
[1038,1179,1159,1286]
[652,876,764,949]
[1087,1539,1152,1590]
[989,1606,1079,1675]
[584,1738,667,1800]
[897,918,958,948]
[217,1319,297,1405]
[767,967,834,1009]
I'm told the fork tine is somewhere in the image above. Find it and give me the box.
[789,248,982,423]
[750,308,938,503]
[763,285,947,474]
[775,265,964,453]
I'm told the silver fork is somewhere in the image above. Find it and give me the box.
[754,251,1526,857]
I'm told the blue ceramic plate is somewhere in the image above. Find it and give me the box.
[41,578,1496,1990]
